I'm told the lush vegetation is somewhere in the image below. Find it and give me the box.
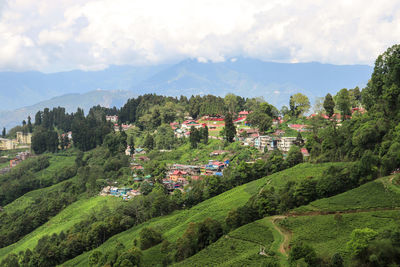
[3,44,400,266]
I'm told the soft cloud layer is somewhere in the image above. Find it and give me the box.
[0,0,399,72]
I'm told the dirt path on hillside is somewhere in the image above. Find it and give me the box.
[269,206,400,259]
[269,216,290,257]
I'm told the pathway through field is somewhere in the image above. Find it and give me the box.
[269,206,400,260]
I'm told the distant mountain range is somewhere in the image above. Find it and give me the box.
[132,58,372,107]
[0,90,134,130]
[0,57,373,129]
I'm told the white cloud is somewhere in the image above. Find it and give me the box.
[0,0,399,71]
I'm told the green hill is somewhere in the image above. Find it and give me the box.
[294,176,400,213]
[0,196,121,261]
[62,162,344,266]
[173,218,277,267]
[281,210,400,264]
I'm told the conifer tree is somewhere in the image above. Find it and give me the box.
[323,93,335,118]
[224,113,236,143]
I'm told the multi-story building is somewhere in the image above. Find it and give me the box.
[0,138,16,150]
[16,132,32,144]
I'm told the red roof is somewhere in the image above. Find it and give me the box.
[301,148,309,156]
[239,111,249,115]
[172,170,187,175]
[234,117,246,122]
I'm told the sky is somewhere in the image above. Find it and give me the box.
[0,0,399,72]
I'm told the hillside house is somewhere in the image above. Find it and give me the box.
[169,170,188,181]
[254,136,273,151]
[106,115,118,123]
[301,147,310,157]
[276,137,297,152]
[288,124,309,132]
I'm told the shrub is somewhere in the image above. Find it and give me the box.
[139,227,163,250]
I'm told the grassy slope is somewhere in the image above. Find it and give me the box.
[281,175,400,263]
[35,152,76,185]
[294,176,400,213]
[283,210,400,263]
[63,162,345,267]
[174,218,275,267]
[0,196,121,261]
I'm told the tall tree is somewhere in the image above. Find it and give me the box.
[27,116,33,133]
[202,125,209,144]
[2,127,5,137]
[224,93,238,114]
[323,93,335,118]
[129,136,135,156]
[144,133,154,151]
[290,93,310,117]
[224,113,236,143]
[336,89,351,119]
[34,111,42,126]
[189,126,200,149]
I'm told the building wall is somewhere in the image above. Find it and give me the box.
[16,132,32,144]
[0,138,16,150]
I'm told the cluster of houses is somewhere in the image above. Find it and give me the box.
[0,132,32,151]
[162,160,229,191]
[0,151,32,175]
[100,186,141,200]
[9,151,31,168]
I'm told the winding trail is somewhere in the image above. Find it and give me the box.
[268,206,400,260]
[269,216,290,257]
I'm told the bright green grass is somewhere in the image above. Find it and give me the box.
[2,178,75,214]
[174,218,275,267]
[63,162,344,267]
[34,153,76,185]
[0,196,121,261]
[282,210,400,263]
[294,176,400,213]
[1,154,77,214]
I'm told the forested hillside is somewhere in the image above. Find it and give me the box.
[1,45,400,267]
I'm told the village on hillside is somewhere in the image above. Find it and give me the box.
[99,107,366,200]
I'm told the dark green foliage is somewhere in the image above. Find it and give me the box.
[289,242,319,266]
[189,126,201,148]
[0,180,79,248]
[31,127,59,154]
[103,132,127,155]
[144,133,154,151]
[324,93,335,118]
[224,113,236,142]
[201,125,209,144]
[0,156,50,206]
[114,247,142,267]
[330,253,344,267]
[336,88,351,119]
[2,127,6,137]
[175,218,223,261]
[128,136,135,156]
[155,124,175,150]
[139,227,163,250]
[286,145,303,167]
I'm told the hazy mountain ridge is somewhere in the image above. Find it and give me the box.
[0,90,134,129]
[133,58,373,107]
[0,64,171,111]
[0,58,373,129]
